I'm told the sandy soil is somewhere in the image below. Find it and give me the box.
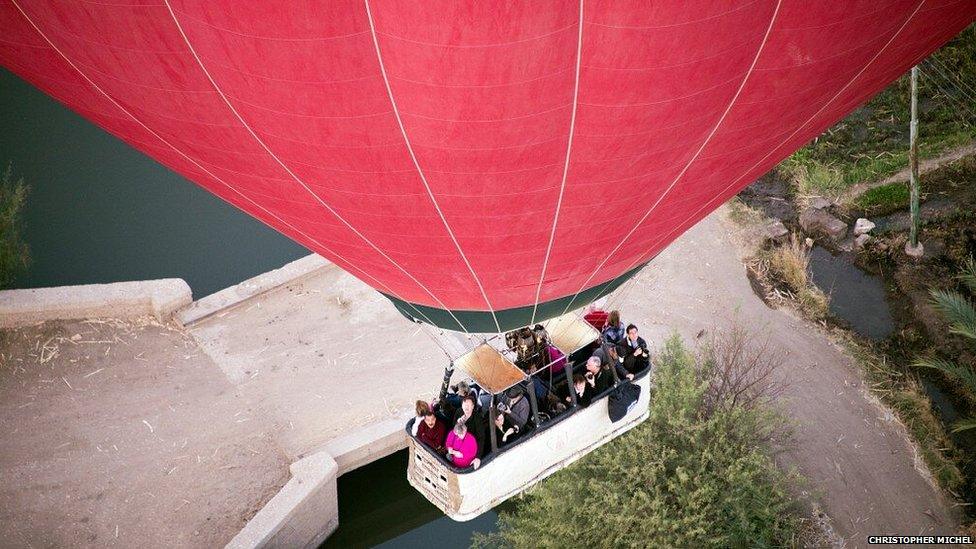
[618,209,959,546]
[0,318,288,548]
[0,206,961,548]
[187,263,450,461]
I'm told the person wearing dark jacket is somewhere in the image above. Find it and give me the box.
[453,394,488,458]
[504,386,530,430]
[616,324,650,378]
[585,356,614,395]
[492,408,519,448]
[416,410,447,454]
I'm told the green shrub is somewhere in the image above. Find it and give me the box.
[853,183,911,216]
[474,335,801,549]
[0,165,30,289]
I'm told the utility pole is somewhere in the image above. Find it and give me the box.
[906,64,924,257]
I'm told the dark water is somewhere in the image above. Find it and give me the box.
[807,246,895,340]
[322,451,498,549]
[0,68,307,297]
[2,68,495,545]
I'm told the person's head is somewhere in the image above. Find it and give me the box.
[461,394,477,416]
[586,356,602,374]
[494,410,505,428]
[415,400,430,417]
[422,410,436,428]
[454,418,467,438]
[456,380,470,396]
[626,324,638,340]
[506,385,523,402]
[573,374,586,393]
[609,310,621,327]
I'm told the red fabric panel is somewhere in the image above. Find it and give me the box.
[2,0,972,318]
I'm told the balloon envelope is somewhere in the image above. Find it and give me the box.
[2,1,972,331]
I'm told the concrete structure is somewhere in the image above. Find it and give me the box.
[225,452,339,549]
[177,255,328,327]
[0,278,190,328]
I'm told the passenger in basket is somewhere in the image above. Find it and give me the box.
[585,355,614,394]
[492,408,519,448]
[564,373,593,407]
[446,419,480,469]
[412,400,430,436]
[453,394,487,458]
[616,323,650,378]
[601,310,626,345]
[416,409,447,455]
[504,386,530,430]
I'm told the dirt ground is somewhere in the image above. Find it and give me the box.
[0,318,288,548]
[0,206,962,548]
[619,209,960,545]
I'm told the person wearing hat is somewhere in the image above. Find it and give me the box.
[504,385,530,431]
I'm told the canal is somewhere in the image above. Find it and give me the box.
[1,67,498,546]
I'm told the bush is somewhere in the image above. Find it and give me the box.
[0,165,30,289]
[474,334,801,549]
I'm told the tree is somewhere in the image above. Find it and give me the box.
[474,333,800,549]
[913,257,976,433]
[0,164,30,289]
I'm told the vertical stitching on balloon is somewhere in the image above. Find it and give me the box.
[530,0,585,325]
[162,0,470,332]
[363,0,501,333]
[607,0,929,284]
[559,0,783,316]
[7,0,445,330]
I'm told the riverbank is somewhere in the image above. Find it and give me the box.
[737,143,976,529]
[1,206,962,547]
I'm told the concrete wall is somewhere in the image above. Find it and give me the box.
[177,254,326,327]
[226,415,409,549]
[225,452,339,549]
[0,279,191,328]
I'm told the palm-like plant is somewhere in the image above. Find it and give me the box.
[914,257,976,433]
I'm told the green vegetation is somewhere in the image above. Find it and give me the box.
[782,25,976,194]
[852,182,911,216]
[781,155,845,198]
[0,165,30,289]
[841,334,964,491]
[475,333,803,549]
[914,257,976,433]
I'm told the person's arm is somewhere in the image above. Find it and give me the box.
[411,417,421,436]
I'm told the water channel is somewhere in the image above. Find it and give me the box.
[1,68,497,546]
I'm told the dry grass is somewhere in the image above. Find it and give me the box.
[749,234,831,320]
[786,161,846,204]
[726,197,767,227]
[769,234,811,293]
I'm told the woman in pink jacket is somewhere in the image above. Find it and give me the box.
[445,419,480,469]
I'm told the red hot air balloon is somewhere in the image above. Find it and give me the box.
[1,1,972,332]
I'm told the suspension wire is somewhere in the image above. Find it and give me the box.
[918,66,976,123]
[924,55,976,103]
[921,61,976,111]
[920,69,976,121]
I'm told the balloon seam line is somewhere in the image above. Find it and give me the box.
[530,0,585,326]
[364,0,500,333]
[162,0,469,332]
[559,0,783,316]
